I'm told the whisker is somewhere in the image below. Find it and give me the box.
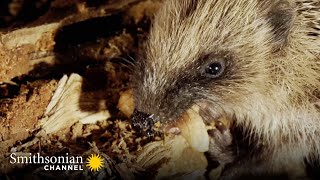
[110,58,134,72]
[111,58,133,66]
[118,56,136,66]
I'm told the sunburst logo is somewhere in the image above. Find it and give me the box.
[86,154,104,172]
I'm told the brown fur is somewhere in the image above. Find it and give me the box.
[132,0,320,178]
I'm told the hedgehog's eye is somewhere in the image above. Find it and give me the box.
[203,60,225,78]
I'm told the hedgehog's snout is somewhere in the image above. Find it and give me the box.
[131,109,156,136]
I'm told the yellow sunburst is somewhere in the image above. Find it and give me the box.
[86,154,104,172]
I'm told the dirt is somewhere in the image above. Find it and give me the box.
[0,80,58,154]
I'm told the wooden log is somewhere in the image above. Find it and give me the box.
[0,0,147,83]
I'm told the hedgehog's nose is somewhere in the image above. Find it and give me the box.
[131,109,155,136]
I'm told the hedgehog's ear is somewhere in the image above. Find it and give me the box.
[266,1,294,49]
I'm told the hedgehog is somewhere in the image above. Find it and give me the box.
[130,0,320,179]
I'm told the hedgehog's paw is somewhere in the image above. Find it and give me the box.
[207,121,234,165]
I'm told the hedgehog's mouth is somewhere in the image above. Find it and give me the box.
[163,104,233,153]
[131,102,231,143]
[166,104,231,137]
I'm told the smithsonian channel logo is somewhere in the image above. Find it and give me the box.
[9,153,104,171]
